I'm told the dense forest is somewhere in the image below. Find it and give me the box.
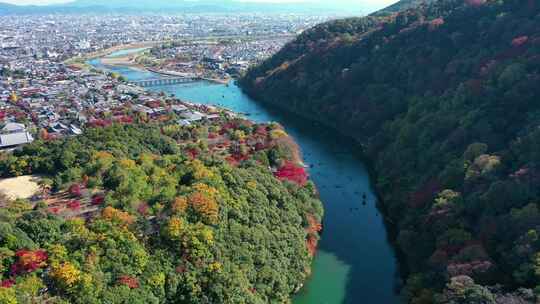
[239,0,540,302]
[0,117,323,303]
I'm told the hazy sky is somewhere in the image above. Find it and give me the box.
[2,0,399,8]
[2,0,73,4]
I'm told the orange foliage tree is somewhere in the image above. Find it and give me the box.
[305,215,322,256]
[188,183,219,224]
[102,206,135,227]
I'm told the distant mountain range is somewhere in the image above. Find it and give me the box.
[0,0,362,14]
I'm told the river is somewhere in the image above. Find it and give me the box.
[89,57,401,304]
[104,47,149,58]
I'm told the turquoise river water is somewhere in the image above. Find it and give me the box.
[89,57,401,304]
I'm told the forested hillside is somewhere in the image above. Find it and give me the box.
[239,0,540,302]
[0,118,322,303]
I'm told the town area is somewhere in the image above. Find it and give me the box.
[0,13,336,149]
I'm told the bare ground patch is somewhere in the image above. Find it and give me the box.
[0,175,41,201]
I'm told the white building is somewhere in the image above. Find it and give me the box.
[0,123,34,149]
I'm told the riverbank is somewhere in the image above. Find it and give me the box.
[67,40,235,85]
[82,55,232,85]
[64,42,160,67]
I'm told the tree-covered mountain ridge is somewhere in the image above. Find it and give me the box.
[239,0,540,302]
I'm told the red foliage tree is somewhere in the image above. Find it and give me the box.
[49,207,61,214]
[186,148,199,159]
[67,200,81,211]
[137,202,149,216]
[429,18,445,31]
[221,122,238,131]
[274,162,308,186]
[87,119,112,128]
[91,194,105,206]
[254,142,266,151]
[114,115,134,124]
[118,276,139,289]
[1,279,14,288]
[255,126,268,136]
[10,249,48,275]
[69,184,83,198]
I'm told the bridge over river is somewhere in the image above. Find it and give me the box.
[130,77,198,87]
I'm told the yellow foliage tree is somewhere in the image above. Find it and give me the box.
[93,151,114,160]
[270,129,288,140]
[246,181,257,190]
[232,130,246,141]
[208,262,222,273]
[190,160,215,180]
[171,197,188,214]
[50,262,81,288]
[8,92,18,103]
[118,159,137,170]
[0,287,17,304]
[147,273,166,288]
[166,217,184,240]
